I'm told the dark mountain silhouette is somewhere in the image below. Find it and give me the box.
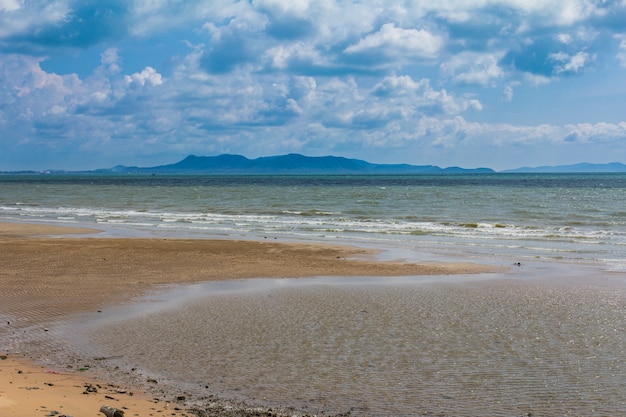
[6,155,624,175]
[103,154,495,174]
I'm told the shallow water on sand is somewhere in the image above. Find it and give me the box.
[62,268,626,416]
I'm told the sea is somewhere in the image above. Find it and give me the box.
[1,172,626,269]
[2,172,626,416]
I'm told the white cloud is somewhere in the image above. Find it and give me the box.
[563,121,626,144]
[550,51,592,74]
[125,67,163,87]
[0,1,64,38]
[552,0,604,25]
[90,91,108,102]
[413,0,607,26]
[557,33,571,44]
[427,89,483,114]
[47,104,67,115]
[100,48,122,75]
[0,0,21,12]
[130,1,250,36]
[383,116,626,168]
[440,52,504,86]
[502,86,513,102]
[521,72,552,85]
[344,23,442,58]
[320,74,485,128]
[264,42,326,70]
[0,54,84,116]
[371,75,430,97]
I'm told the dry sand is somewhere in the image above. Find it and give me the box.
[0,354,187,417]
[0,222,497,417]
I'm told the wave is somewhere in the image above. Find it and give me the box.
[2,203,625,269]
[2,204,623,238]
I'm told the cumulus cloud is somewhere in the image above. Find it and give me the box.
[125,67,163,87]
[0,54,83,116]
[344,23,442,58]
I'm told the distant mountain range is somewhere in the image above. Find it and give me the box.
[4,154,626,174]
[100,154,495,174]
[501,162,626,173]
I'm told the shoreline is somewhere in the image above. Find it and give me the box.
[0,221,500,417]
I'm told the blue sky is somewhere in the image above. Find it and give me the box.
[1,0,625,171]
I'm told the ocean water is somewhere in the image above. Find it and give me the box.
[3,173,626,415]
[1,173,625,269]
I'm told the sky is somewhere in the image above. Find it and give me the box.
[1,1,626,171]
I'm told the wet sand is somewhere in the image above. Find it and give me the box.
[0,221,496,417]
[66,273,626,416]
[0,222,491,325]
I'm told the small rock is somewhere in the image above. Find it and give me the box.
[99,405,125,417]
[83,384,98,394]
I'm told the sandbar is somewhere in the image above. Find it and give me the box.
[0,222,494,324]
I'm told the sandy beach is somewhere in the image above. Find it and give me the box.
[2,221,626,415]
[0,222,496,417]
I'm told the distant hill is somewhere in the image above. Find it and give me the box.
[502,162,626,173]
[100,154,495,174]
[6,155,624,175]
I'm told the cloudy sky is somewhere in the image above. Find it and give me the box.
[1,0,625,171]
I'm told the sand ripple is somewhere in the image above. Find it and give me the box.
[71,278,626,416]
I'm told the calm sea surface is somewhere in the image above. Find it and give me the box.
[2,173,626,415]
